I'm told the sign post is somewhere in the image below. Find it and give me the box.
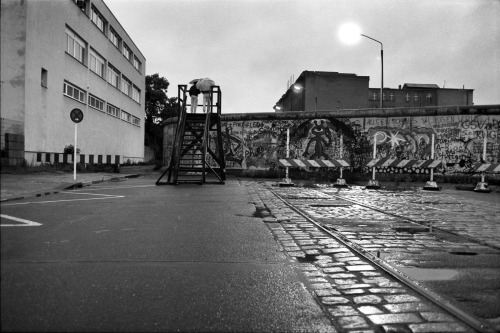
[70,108,84,181]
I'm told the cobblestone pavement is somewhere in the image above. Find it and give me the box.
[245,180,500,333]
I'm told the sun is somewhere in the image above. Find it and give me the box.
[338,22,362,45]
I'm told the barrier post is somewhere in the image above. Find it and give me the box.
[424,134,440,191]
[334,134,348,188]
[474,131,491,193]
[279,128,295,187]
[366,133,380,189]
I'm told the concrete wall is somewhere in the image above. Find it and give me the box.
[164,105,500,175]
[1,0,146,166]
[1,0,27,165]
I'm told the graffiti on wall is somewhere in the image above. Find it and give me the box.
[202,114,500,174]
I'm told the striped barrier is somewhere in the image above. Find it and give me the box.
[365,158,442,169]
[277,159,350,168]
[474,163,500,173]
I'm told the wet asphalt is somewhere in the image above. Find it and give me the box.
[1,174,499,332]
[1,176,334,332]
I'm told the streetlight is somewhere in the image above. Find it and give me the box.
[273,104,283,112]
[338,23,384,109]
[360,34,383,109]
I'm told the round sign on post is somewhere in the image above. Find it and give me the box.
[70,108,83,181]
[70,108,84,123]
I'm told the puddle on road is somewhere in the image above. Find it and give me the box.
[396,267,459,281]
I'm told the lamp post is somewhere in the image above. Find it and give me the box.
[361,34,383,109]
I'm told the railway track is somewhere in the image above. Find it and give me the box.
[260,183,500,333]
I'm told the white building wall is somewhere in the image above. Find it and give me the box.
[0,0,27,156]
[2,0,146,165]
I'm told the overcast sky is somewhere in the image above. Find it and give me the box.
[104,0,499,114]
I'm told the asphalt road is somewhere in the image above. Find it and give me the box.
[1,177,335,332]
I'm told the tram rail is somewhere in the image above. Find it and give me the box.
[266,185,498,333]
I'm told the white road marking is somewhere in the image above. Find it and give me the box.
[1,214,42,227]
[1,193,124,206]
[60,191,123,197]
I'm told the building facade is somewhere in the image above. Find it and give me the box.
[1,0,146,166]
[275,71,370,112]
[368,84,474,108]
[275,71,474,112]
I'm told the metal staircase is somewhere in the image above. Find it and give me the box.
[156,85,225,185]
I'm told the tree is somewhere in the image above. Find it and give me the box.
[145,74,179,162]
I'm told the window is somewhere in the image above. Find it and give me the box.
[133,56,141,71]
[122,43,131,61]
[426,93,433,102]
[390,92,395,101]
[74,0,86,11]
[41,68,47,88]
[109,27,120,48]
[63,81,86,103]
[371,92,378,100]
[66,27,85,63]
[414,93,419,102]
[132,86,140,103]
[88,94,104,111]
[132,116,140,126]
[405,93,411,102]
[107,64,120,88]
[382,92,386,101]
[91,6,106,33]
[107,104,120,117]
[121,110,131,122]
[89,49,105,78]
[121,76,131,96]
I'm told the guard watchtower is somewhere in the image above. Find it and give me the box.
[156,85,225,185]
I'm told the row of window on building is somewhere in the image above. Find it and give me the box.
[63,81,141,127]
[85,2,143,72]
[370,91,433,102]
[66,24,141,103]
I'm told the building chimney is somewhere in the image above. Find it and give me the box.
[398,85,401,89]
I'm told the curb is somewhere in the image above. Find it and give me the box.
[0,174,139,203]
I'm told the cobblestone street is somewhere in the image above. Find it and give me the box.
[246,181,500,333]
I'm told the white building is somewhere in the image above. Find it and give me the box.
[1,0,146,166]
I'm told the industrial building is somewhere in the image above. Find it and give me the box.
[275,71,474,112]
[1,0,146,166]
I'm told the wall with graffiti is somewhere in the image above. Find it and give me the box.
[164,106,500,175]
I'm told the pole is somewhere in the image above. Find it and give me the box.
[380,47,384,109]
[372,134,377,180]
[361,34,383,109]
[339,134,343,179]
[482,131,487,183]
[74,123,77,180]
[286,128,290,181]
[430,134,435,182]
